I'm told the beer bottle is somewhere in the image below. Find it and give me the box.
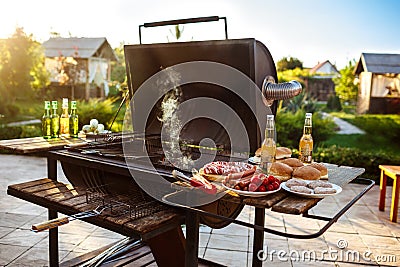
[59,98,69,136]
[41,101,51,139]
[260,115,276,174]
[299,113,313,163]
[69,101,79,138]
[50,101,60,138]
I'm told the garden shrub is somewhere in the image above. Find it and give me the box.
[314,145,400,183]
[326,94,342,111]
[276,110,336,148]
[20,124,42,138]
[0,126,23,140]
[76,98,117,129]
[0,124,42,140]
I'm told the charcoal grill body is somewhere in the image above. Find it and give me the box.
[124,38,278,153]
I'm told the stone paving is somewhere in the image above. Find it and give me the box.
[0,154,399,266]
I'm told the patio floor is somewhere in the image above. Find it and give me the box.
[0,154,399,266]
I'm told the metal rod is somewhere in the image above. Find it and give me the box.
[222,17,228,39]
[252,207,265,267]
[108,94,127,132]
[162,177,375,239]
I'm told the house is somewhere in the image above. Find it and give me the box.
[304,60,339,101]
[354,53,400,114]
[42,37,118,99]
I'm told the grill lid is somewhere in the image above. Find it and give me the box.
[124,38,277,154]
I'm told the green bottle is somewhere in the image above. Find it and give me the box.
[69,101,79,138]
[41,101,51,139]
[50,101,60,138]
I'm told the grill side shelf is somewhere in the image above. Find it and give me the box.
[7,178,184,239]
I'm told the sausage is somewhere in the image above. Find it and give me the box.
[227,165,256,180]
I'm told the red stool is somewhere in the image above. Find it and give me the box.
[379,165,400,222]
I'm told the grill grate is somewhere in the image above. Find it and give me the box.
[85,184,168,220]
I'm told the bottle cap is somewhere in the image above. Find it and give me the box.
[306,113,312,117]
[44,101,50,109]
[71,101,77,109]
[51,101,58,109]
[267,115,274,120]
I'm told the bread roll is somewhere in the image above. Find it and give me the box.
[269,162,293,181]
[280,158,304,168]
[275,147,292,160]
[292,165,321,180]
[309,162,328,178]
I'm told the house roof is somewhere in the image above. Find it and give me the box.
[42,37,118,61]
[309,60,339,74]
[354,53,400,75]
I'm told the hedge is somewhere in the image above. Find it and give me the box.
[313,145,400,183]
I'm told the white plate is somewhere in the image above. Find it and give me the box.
[248,156,260,164]
[221,183,281,197]
[281,180,342,198]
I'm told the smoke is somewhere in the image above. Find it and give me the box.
[158,67,194,170]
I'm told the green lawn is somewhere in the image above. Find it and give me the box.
[321,133,400,154]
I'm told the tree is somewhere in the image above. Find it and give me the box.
[0,27,49,102]
[333,60,358,104]
[277,57,303,71]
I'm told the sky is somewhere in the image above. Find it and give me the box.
[0,0,399,69]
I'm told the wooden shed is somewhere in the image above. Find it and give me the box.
[354,53,400,114]
[42,37,118,100]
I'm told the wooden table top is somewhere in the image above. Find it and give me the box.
[0,136,92,154]
[379,165,400,177]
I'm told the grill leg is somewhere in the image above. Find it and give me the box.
[252,207,265,267]
[185,210,199,267]
[47,157,59,267]
[146,225,186,267]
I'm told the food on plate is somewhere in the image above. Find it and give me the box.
[309,162,328,179]
[269,162,293,181]
[292,165,321,180]
[283,178,340,196]
[314,187,337,194]
[290,185,313,194]
[82,118,107,134]
[285,178,308,188]
[200,161,256,182]
[223,173,281,193]
[202,161,255,175]
[275,147,292,160]
[255,146,291,160]
[279,158,304,168]
[307,180,333,189]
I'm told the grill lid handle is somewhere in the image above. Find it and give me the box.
[262,76,302,106]
[139,16,228,44]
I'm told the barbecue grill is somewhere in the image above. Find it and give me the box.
[61,16,302,228]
